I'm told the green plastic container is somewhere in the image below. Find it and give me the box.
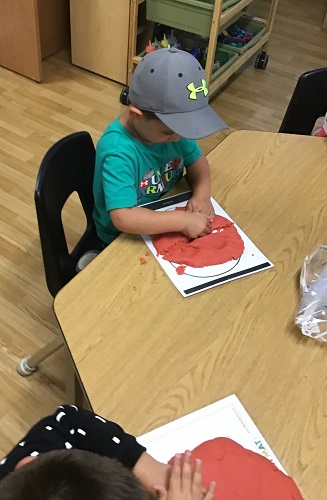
[222,0,242,11]
[178,31,208,52]
[211,48,239,81]
[146,0,241,38]
[217,15,267,54]
[167,31,238,82]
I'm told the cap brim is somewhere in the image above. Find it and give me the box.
[155,106,228,140]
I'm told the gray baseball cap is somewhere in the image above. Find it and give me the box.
[129,48,227,140]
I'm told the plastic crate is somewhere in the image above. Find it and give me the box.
[222,0,242,11]
[211,48,239,81]
[177,31,238,81]
[146,0,241,38]
[178,31,208,52]
[138,28,238,82]
[217,15,267,54]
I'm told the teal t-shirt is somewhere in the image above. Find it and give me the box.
[93,118,202,244]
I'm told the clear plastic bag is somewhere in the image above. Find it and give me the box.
[295,245,327,341]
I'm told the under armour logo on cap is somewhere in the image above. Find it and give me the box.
[187,79,209,100]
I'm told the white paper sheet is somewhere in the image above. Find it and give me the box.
[141,192,273,297]
[137,394,286,474]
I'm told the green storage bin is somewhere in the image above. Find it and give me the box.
[178,31,208,52]
[176,31,238,81]
[146,0,241,38]
[211,48,239,81]
[138,28,239,83]
[217,15,267,54]
[222,0,242,11]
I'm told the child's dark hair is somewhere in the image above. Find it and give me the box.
[0,449,147,500]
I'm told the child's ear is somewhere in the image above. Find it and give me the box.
[15,456,37,469]
[129,106,143,118]
[152,484,167,499]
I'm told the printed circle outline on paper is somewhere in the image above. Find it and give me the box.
[161,204,242,278]
[169,256,241,279]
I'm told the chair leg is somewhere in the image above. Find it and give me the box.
[17,337,64,376]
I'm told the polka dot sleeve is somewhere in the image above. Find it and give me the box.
[0,405,146,481]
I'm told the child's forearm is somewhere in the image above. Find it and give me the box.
[110,207,187,235]
[110,206,212,239]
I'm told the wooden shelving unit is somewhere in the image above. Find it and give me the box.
[128,0,148,84]
[127,0,279,97]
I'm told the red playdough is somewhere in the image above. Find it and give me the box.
[152,212,244,268]
[168,438,303,500]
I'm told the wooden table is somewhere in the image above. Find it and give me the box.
[54,131,327,499]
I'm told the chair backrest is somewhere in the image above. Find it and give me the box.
[35,131,103,297]
[279,67,327,135]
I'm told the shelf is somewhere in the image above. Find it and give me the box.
[128,0,279,97]
[209,31,270,97]
[220,0,257,26]
[146,0,258,38]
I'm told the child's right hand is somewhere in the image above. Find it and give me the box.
[153,452,216,500]
[182,212,212,239]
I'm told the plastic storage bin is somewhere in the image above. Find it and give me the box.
[178,31,208,52]
[178,32,238,80]
[217,15,267,54]
[211,48,239,80]
[146,0,241,38]
[138,28,238,82]
[168,30,239,81]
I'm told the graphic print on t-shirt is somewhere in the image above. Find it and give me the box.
[138,158,184,201]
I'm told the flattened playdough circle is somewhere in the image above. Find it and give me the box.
[152,213,245,268]
[168,438,303,499]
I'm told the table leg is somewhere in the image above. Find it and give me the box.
[65,349,91,409]
[323,11,327,30]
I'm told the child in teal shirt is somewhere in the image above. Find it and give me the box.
[93,48,227,245]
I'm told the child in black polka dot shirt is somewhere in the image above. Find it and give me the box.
[0,405,215,500]
[0,405,145,477]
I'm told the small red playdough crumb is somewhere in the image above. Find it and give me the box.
[168,438,303,500]
[140,257,146,264]
[176,265,186,275]
[145,251,150,256]
[152,211,244,269]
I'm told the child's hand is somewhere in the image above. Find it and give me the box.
[182,212,212,239]
[186,197,214,222]
[153,451,216,500]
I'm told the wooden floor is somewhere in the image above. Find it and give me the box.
[0,0,326,493]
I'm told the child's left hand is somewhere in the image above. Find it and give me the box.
[186,197,214,222]
[153,451,216,500]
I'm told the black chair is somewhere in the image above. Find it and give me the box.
[279,67,327,135]
[18,131,105,376]
[35,131,104,297]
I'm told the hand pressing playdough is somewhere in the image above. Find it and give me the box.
[152,210,244,270]
[154,452,216,500]
[168,438,303,500]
